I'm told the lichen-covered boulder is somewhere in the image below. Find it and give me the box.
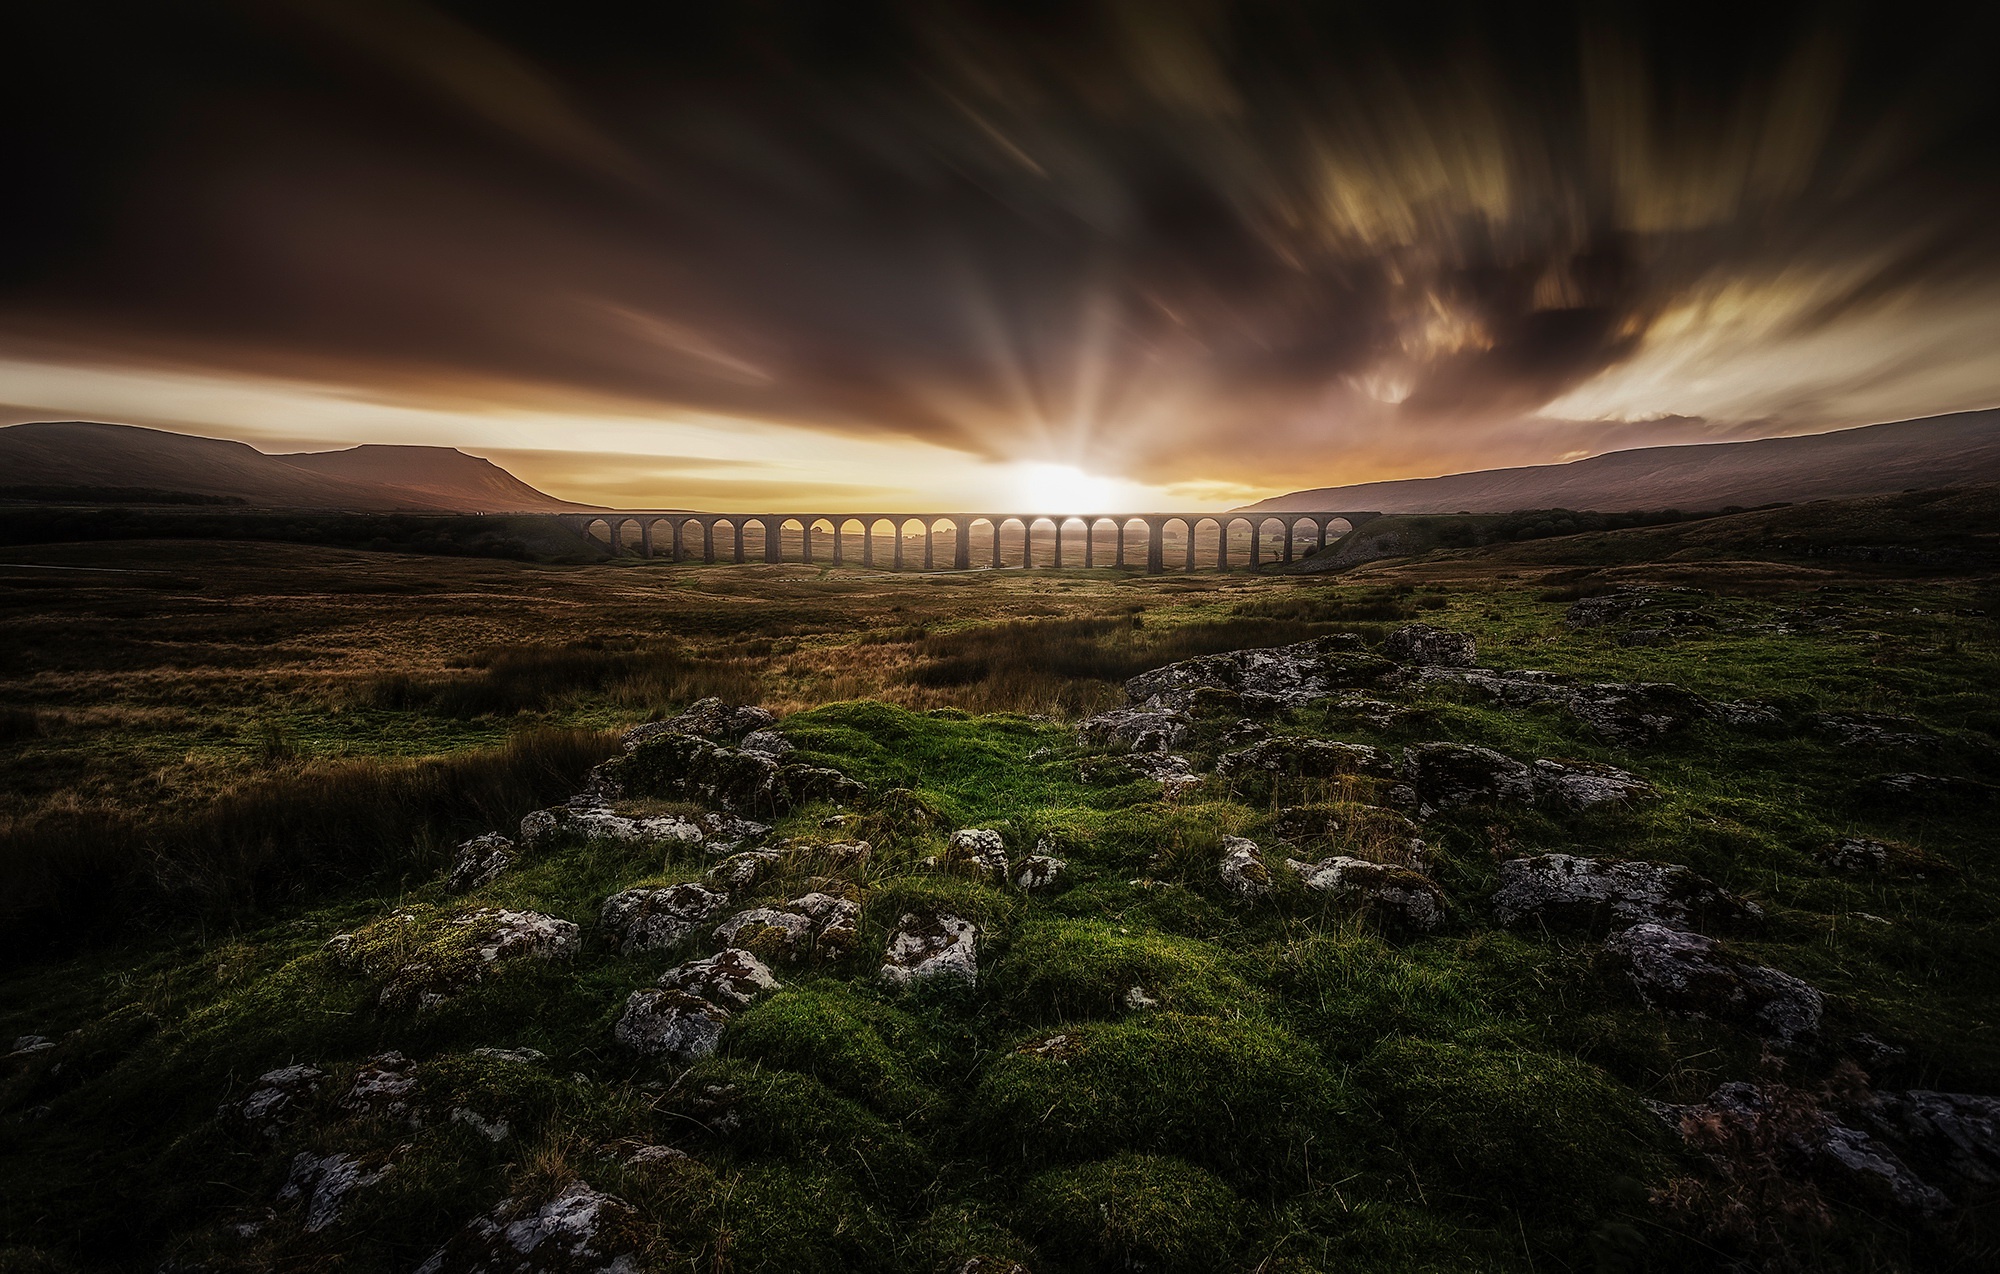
[1014,855,1067,891]
[1076,705,1191,752]
[1530,759,1657,812]
[1603,923,1822,1045]
[739,728,791,757]
[448,833,515,892]
[222,1064,325,1138]
[614,989,730,1060]
[706,849,782,890]
[1815,712,1939,751]
[1123,635,1392,715]
[1403,742,1534,810]
[712,907,813,960]
[279,1150,391,1233]
[698,811,771,852]
[948,828,1010,881]
[598,884,731,955]
[474,910,582,963]
[1492,853,1760,933]
[416,1180,644,1274]
[656,948,779,1009]
[518,805,703,850]
[1287,855,1444,932]
[1864,1090,2000,1193]
[342,1052,419,1119]
[1384,623,1477,668]
[608,730,863,816]
[880,912,979,988]
[1215,737,1395,797]
[1865,773,2000,806]
[1566,682,1712,745]
[625,698,776,748]
[1817,837,1947,877]
[1217,836,1272,899]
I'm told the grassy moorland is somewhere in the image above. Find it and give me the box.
[1,510,1998,1273]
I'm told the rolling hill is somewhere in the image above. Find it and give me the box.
[1245,408,2000,514]
[0,421,596,512]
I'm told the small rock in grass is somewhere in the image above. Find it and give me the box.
[450,1107,512,1142]
[1122,985,1160,1011]
[706,849,782,890]
[471,910,581,963]
[1014,855,1066,891]
[624,1144,690,1168]
[1603,923,1822,1045]
[949,828,1010,882]
[614,989,730,1060]
[599,884,732,955]
[1403,742,1534,811]
[1818,836,1947,876]
[417,1180,643,1274]
[1287,855,1444,932]
[1218,836,1272,899]
[698,812,771,852]
[955,1259,1032,1274]
[713,907,813,959]
[342,1052,419,1119]
[1076,705,1190,752]
[1530,759,1657,812]
[1865,773,1999,805]
[1384,623,1477,668]
[447,833,515,892]
[880,912,979,989]
[1215,736,1396,788]
[1493,853,1760,933]
[1815,712,1939,751]
[8,1035,55,1058]
[739,728,791,757]
[222,1064,325,1136]
[657,948,779,1009]
[279,1150,390,1233]
[472,1047,547,1065]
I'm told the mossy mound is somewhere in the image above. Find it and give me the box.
[1021,1152,1242,1274]
[991,918,1253,1020]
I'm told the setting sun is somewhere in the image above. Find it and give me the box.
[1006,461,1141,513]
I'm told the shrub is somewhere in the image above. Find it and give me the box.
[1021,1153,1242,1274]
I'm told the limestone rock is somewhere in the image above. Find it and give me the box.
[1403,742,1534,810]
[599,885,731,955]
[473,910,582,963]
[1384,623,1477,668]
[222,1063,325,1137]
[712,907,813,960]
[1865,772,1999,806]
[1603,923,1822,1045]
[626,698,776,748]
[518,806,703,850]
[739,728,792,757]
[954,1260,1032,1274]
[624,1144,690,1168]
[698,811,772,852]
[611,730,863,816]
[417,1180,642,1274]
[1566,682,1712,745]
[706,849,782,890]
[448,833,516,892]
[1287,855,1444,932]
[1864,1090,2000,1192]
[278,1150,390,1233]
[1530,759,1657,812]
[1014,855,1066,891]
[1123,635,1390,716]
[1215,737,1396,796]
[1492,853,1760,933]
[656,948,779,1010]
[1218,836,1272,899]
[1815,712,1939,751]
[948,828,1010,881]
[1076,705,1190,752]
[342,1052,419,1119]
[614,989,730,1060]
[880,912,979,989]
[472,1047,547,1065]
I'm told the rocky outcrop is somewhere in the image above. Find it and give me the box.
[1530,759,1657,812]
[1865,773,1999,806]
[880,912,979,988]
[448,833,516,892]
[738,728,791,757]
[1287,855,1444,931]
[615,989,731,1060]
[1815,713,1939,751]
[608,730,863,816]
[626,698,776,748]
[1218,836,1272,899]
[222,1064,325,1138]
[1123,635,1392,715]
[1414,667,1715,745]
[475,910,582,963]
[1864,1090,2000,1194]
[599,885,732,955]
[716,893,863,962]
[948,828,1010,882]
[1014,855,1066,891]
[1604,923,1822,1045]
[1076,705,1190,752]
[519,806,702,850]
[1384,623,1476,668]
[656,948,779,1009]
[342,1052,419,1120]
[417,1180,643,1274]
[1403,742,1534,810]
[1215,737,1395,795]
[706,849,782,890]
[1492,854,1760,933]
[279,1150,390,1233]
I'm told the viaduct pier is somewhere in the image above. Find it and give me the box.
[554,510,1384,573]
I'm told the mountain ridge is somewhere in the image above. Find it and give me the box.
[1242,409,2000,514]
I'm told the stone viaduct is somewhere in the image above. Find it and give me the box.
[551,510,1383,573]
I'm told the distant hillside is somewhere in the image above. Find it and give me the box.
[0,422,597,512]
[1246,409,2000,514]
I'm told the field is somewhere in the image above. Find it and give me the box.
[2,507,1998,1273]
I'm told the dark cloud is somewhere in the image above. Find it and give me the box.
[1,0,1996,488]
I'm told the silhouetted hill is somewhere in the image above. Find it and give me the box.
[1245,409,2000,514]
[0,422,596,512]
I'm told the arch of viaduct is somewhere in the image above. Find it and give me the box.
[553,511,1383,573]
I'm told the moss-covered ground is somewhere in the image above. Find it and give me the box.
[2,529,1998,1272]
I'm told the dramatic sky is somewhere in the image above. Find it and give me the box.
[3,1,1998,510]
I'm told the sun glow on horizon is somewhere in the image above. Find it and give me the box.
[1005,461,1150,513]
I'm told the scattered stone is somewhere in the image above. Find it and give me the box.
[451,1107,513,1142]
[1286,855,1444,932]
[623,1144,690,1168]
[1865,772,2000,806]
[626,698,777,747]
[7,1035,55,1058]
[1492,853,1760,933]
[416,1180,642,1274]
[1864,1090,2000,1192]
[713,907,813,960]
[880,912,979,989]
[1815,712,1939,751]
[472,910,582,963]
[1123,635,1392,716]
[1215,737,1396,794]
[954,1259,1032,1274]
[1530,759,1657,812]
[658,949,779,1009]
[342,1052,419,1119]
[1014,855,1067,891]
[1384,623,1477,668]
[706,849,782,890]
[1566,682,1713,745]
[1565,587,1706,629]
[698,812,771,852]
[1712,700,1783,728]
[519,806,703,850]
[614,989,730,1060]
[1217,836,1272,899]
[1817,836,1947,877]
[948,828,1010,882]
[1218,718,1272,748]
[278,1151,389,1233]
[1076,705,1190,752]
[1121,751,1198,788]
[739,728,792,757]
[1603,923,1822,1045]
[1403,742,1534,810]
[472,1047,547,1065]
[448,833,515,892]
[1270,804,1342,843]
[1122,985,1160,1011]
[599,885,732,955]
[222,1064,325,1136]
[794,891,864,959]
[610,730,864,816]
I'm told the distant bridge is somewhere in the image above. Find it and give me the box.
[553,510,1384,573]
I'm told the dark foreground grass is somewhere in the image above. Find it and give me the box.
[3,544,2000,1273]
